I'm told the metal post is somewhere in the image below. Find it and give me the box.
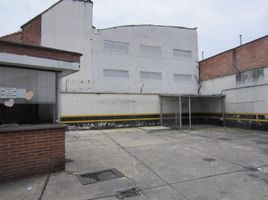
[175,98,178,128]
[54,72,60,123]
[222,97,226,127]
[160,96,163,126]
[179,97,182,130]
[189,97,192,129]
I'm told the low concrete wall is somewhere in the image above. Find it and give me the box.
[60,92,160,129]
[0,124,66,183]
[201,67,268,131]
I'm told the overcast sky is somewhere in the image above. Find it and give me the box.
[0,0,267,59]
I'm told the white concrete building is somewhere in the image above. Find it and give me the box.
[18,0,198,125]
[3,0,266,130]
[92,25,198,94]
[31,0,198,95]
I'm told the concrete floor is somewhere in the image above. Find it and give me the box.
[1,126,268,200]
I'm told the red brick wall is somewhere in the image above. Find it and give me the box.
[236,37,268,71]
[0,31,22,43]
[0,128,65,182]
[1,16,42,45]
[200,36,268,80]
[0,40,81,63]
[21,16,41,45]
[200,51,234,80]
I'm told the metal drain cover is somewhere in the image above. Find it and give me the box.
[77,168,124,185]
[116,188,141,199]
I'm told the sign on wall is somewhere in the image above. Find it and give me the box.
[1,87,34,108]
[0,87,16,98]
[0,87,28,99]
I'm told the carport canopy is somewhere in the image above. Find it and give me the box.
[159,94,225,130]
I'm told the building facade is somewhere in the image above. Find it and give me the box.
[1,0,267,130]
[200,36,268,129]
[92,25,198,94]
[1,0,198,127]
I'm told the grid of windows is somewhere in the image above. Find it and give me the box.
[140,44,162,56]
[102,40,193,59]
[103,69,129,79]
[173,74,192,82]
[173,49,192,58]
[101,40,195,83]
[104,40,129,53]
[140,71,162,80]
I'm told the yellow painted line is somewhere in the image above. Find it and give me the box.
[61,113,160,118]
[61,117,160,124]
[224,118,268,123]
[225,112,268,115]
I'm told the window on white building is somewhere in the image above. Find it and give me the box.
[103,40,129,53]
[173,74,192,82]
[140,44,162,57]
[140,71,162,80]
[173,49,192,58]
[103,69,129,79]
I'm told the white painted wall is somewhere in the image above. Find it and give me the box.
[39,1,199,117]
[92,25,199,94]
[201,67,268,113]
[61,93,160,115]
[41,0,93,92]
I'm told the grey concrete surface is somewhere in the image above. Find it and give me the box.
[0,126,267,200]
[0,175,47,200]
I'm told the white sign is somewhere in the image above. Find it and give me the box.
[0,87,16,99]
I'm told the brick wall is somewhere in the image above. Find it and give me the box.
[0,31,22,43]
[200,36,268,80]
[0,127,65,183]
[199,51,234,80]
[236,37,268,71]
[0,16,41,45]
[21,16,41,45]
[0,40,81,63]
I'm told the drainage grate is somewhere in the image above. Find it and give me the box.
[77,168,124,185]
[116,188,141,199]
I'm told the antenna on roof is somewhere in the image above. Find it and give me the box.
[24,0,30,19]
[239,35,243,46]
[201,51,205,60]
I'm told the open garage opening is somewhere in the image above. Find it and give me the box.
[160,94,225,129]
